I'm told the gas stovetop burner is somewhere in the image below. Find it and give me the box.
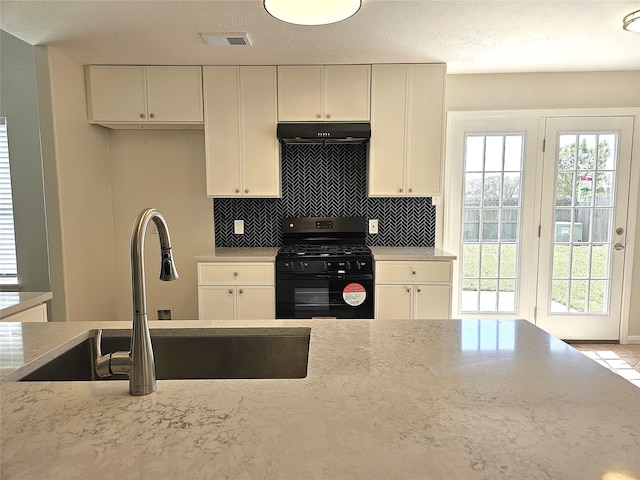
[278,243,372,258]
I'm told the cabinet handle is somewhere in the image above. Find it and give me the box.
[399,188,403,193]
[235,188,240,193]
[408,188,413,193]
[139,113,145,118]
[228,289,233,294]
[412,270,417,275]
[316,113,322,118]
[239,289,244,294]
[244,188,249,194]
[326,113,331,119]
[149,113,155,118]
[417,288,422,293]
[234,272,239,277]
[406,288,411,293]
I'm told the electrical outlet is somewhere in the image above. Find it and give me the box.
[234,220,244,235]
[369,219,379,234]
[157,309,172,321]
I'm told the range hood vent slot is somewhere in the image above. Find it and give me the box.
[277,122,371,145]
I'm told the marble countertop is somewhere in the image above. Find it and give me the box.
[1,318,638,479]
[195,247,279,262]
[370,246,457,260]
[196,247,456,262]
[0,292,53,318]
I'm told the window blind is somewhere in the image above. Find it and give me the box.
[0,118,18,281]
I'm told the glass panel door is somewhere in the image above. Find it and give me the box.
[536,117,633,340]
[446,118,540,319]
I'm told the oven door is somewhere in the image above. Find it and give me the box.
[276,274,374,319]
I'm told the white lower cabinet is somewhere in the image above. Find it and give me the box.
[198,262,275,320]
[375,261,452,319]
[2,304,47,322]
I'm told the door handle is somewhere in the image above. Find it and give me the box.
[614,243,625,251]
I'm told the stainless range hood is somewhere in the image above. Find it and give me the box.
[277,122,371,145]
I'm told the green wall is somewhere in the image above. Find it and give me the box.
[0,31,50,297]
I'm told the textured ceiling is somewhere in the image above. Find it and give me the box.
[1,0,639,74]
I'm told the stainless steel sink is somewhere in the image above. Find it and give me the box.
[19,327,311,381]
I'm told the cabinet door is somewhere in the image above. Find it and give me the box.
[405,64,445,196]
[203,67,243,196]
[198,262,275,285]
[3,304,47,322]
[277,66,324,121]
[375,285,412,320]
[199,286,236,320]
[237,286,275,320]
[376,261,452,284]
[368,65,407,196]
[324,65,370,121]
[146,66,203,122]
[240,67,280,197]
[87,66,146,122]
[413,285,452,319]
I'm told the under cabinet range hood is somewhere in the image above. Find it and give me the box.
[277,122,371,145]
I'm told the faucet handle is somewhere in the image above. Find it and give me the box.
[95,330,112,378]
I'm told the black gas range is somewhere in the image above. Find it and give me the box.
[275,217,374,319]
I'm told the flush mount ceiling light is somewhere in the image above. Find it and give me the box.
[264,0,362,26]
[623,9,640,32]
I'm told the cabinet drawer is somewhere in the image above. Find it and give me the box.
[376,261,452,284]
[198,263,274,285]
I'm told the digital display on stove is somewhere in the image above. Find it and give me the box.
[315,221,333,229]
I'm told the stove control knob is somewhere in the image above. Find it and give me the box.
[346,261,352,271]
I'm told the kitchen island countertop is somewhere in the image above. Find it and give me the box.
[1,318,638,479]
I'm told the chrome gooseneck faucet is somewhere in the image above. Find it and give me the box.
[96,208,179,395]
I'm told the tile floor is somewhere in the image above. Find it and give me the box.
[569,342,640,388]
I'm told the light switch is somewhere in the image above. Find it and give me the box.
[234,220,244,235]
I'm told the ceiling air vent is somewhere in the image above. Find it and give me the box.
[200,32,252,46]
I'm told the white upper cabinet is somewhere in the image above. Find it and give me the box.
[277,65,371,121]
[203,66,280,198]
[368,64,446,197]
[86,66,203,127]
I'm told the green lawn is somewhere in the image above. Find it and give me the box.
[462,243,608,313]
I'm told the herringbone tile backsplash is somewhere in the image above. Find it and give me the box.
[213,144,435,247]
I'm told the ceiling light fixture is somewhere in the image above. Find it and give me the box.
[623,9,640,32]
[264,0,362,26]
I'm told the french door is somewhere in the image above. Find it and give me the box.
[446,117,541,321]
[536,117,633,340]
[447,114,634,341]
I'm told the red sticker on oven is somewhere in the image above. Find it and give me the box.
[343,283,367,306]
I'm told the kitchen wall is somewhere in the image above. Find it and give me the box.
[214,143,435,247]
[446,71,640,110]
[0,32,50,300]
[108,129,213,322]
[34,46,118,322]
